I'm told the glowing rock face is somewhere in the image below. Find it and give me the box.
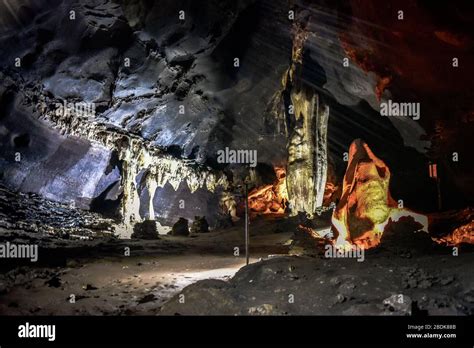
[332,139,397,249]
[445,222,474,245]
[248,166,288,215]
[331,139,431,249]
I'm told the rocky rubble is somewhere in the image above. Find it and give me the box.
[0,185,115,239]
[0,266,60,296]
[159,251,474,316]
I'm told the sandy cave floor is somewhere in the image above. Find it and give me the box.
[0,217,473,316]
[0,219,291,315]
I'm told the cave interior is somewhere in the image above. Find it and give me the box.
[0,0,473,316]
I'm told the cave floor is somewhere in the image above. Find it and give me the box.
[2,246,473,316]
[0,218,293,315]
[0,252,257,315]
[1,218,473,316]
[157,250,474,316]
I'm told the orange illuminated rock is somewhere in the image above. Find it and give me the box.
[331,139,428,249]
[429,208,474,246]
[443,222,474,245]
[248,166,288,216]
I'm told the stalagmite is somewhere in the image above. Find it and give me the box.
[287,86,329,216]
[280,22,330,217]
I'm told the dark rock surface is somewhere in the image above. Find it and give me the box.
[0,185,115,239]
[160,251,474,315]
[171,217,189,236]
[0,0,293,228]
[131,220,159,240]
[190,216,209,234]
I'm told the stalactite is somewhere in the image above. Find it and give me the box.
[35,94,230,232]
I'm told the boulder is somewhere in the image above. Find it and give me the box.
[190,216,209,234]
[131,220,159,239]
[171,217,189,236]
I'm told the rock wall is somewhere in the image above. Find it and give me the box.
[0,0,291,233]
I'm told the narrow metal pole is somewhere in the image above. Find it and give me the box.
[437,175,442,211]
[244,182,249,265]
